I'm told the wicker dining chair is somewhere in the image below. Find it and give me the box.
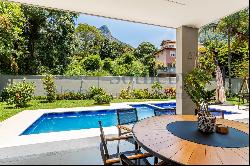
[116,108,140,153]
[116,108,139,137]
[98,121,152,165]
[154,108,176,116]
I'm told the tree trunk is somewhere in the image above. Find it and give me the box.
[228,27,232,97]
[215,65,226,103]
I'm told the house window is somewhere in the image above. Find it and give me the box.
[170,51,175,57]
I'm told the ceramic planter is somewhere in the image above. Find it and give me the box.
[197,112,216,133]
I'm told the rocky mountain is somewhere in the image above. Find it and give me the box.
[98,25,121,43]
[98,25,134,49]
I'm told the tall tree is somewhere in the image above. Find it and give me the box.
[0,1,26,74]
[134,42,160,76]
[216,8,249,97]
[99,38,134,60]
[134,42,158,59]
[199,8,249,96]
[20,5,47,74]
[19,5,78,74]
[37,10,77,74]
[74,23,104,58]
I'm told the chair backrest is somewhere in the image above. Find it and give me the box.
[98,121,110,163]
[116,108,138,125]
[154,108,176,116]
[209,110,224,119]
[120,154,135,165]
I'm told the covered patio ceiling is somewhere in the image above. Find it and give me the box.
[9,0,248,29]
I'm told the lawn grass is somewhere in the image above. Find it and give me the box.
[0,97,247,122]
[0,98,169,122]
[227,96,248,106]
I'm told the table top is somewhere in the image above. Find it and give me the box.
[132,115,249,165]
[167,121,249,148]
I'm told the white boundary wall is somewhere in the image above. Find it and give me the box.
[0,75,242,97]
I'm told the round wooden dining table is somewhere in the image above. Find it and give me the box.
[132,115,249,165]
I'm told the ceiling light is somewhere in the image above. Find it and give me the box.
[163,0,186,6]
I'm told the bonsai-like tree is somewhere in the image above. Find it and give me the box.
[184,68,215,115]
[184,51,216,116]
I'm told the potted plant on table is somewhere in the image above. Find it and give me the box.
[184,68,216,133]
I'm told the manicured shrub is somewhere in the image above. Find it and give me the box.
[119,83,132,99]
[151,81,164,99]
[131,89,150,99]
[93,94,113,104]
[164,87,176,98]
[42,74,56,102]
[2,80,35,107]
[87,86,106,99]
[119,88,132,99]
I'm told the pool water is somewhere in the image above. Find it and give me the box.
[150,103,238,116]
[208,108,239,116]
[21,104,157,135]
[20,102,238,135]
[129,104,156,119]
[151,102,176,108]
[21,110,118,135]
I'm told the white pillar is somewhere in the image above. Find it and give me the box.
[176,26,198,115]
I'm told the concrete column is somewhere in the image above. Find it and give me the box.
[176,26,198,115]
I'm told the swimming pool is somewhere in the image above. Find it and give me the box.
[21,104,158,135]
[150,103,239,116]
[20,102,238,135]
[21,110,118,135]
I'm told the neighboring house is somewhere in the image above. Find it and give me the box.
[154,40,176,77]
[154,40,176,68]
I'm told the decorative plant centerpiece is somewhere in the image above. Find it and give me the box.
[184,50,217,133]
[184,68,216,133]
[196,89,216,133]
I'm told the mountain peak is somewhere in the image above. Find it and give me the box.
[98,25,119,42]
[99,25,111,35]
[98,25,133,49]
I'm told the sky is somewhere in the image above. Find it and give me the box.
[77,14,176,48]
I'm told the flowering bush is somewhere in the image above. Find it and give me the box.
[42,74,56,102]
[151,82,164,99]
[2,80,35,107]
[87,86,106,99]
[94,94,113,104]
[164,87,176,98]
[131,89,150,99]
[119,82,132,99]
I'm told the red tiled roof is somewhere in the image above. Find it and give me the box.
[154,47,176,56]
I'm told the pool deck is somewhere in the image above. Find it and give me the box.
[0,100,248,164]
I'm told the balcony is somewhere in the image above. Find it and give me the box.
[157,67,176,77]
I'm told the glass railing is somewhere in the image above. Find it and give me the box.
[157,67,176,73]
